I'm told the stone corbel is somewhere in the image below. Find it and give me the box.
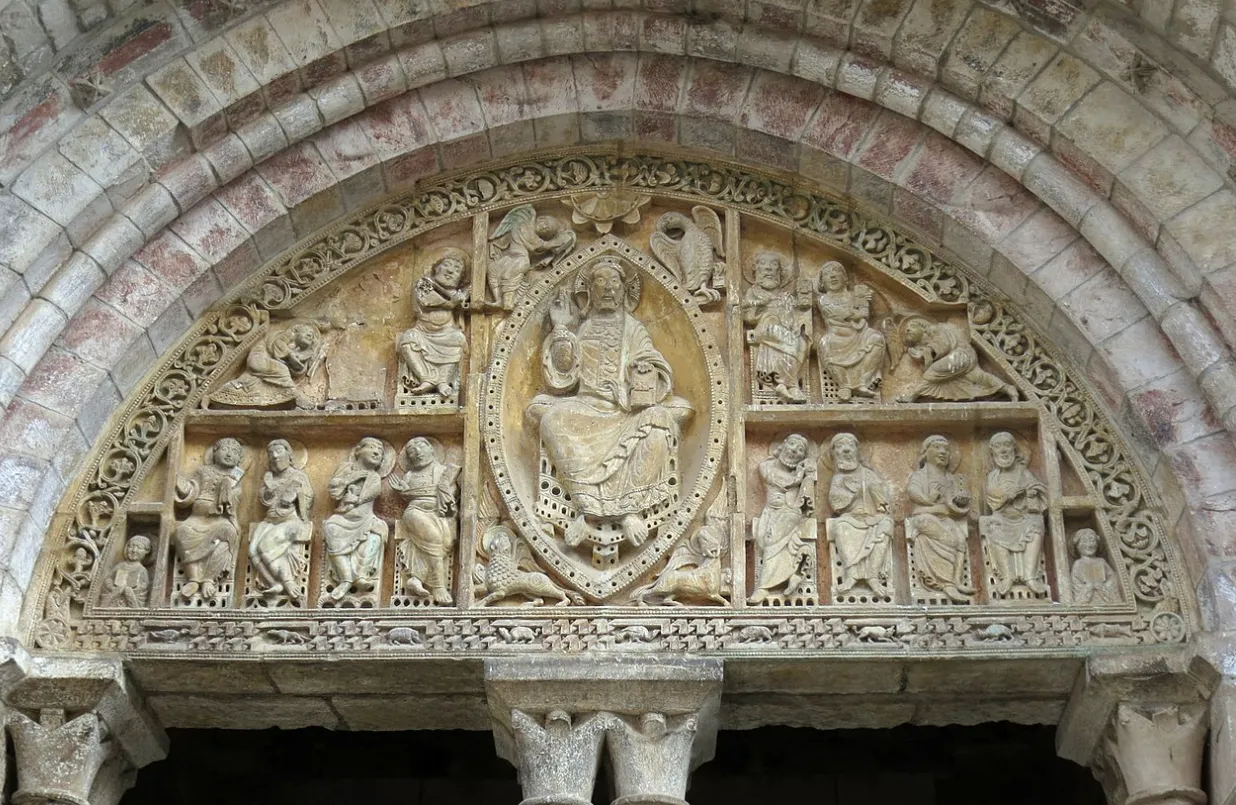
[0,639,167,805]
[1057,647,1219,805]
[485,657,722,805]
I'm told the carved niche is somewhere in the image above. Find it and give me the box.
[26,153,1186,657]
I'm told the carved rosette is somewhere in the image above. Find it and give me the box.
[19,152,1194,657]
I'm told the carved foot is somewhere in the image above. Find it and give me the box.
[410,381,435,395]
[1026,578,1049,595]
[622,513,648,546]
[180,581,200,598]
[747,589,769,605]
[200,580,218,599]
[405,577,431,598]
[1002,384,1020,401]
[775,383,807,403]
[329,581,353,601]
[432,588,454,605]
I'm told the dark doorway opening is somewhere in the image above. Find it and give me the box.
[121,722,1103,804]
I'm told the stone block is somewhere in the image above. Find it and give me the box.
[740,71,824,141]
[523,57,578,118]
[891,0,969,76]
[682,59,751,121]
[0,192,68,279]
[1015,53,1100,145]
[940,8,1022,101]
[148,694,339,729]
[94,259,177,328]
[271,94,324,145]
[156,154,218,212]
[0,299,65,372]
[310,74,365,126]
[419,79,486,141]
[58,116,147,204]
[441,28,497,76]
[835,53,881,101]
[11,151,111,247]
[1166,190,1236,275]
[120,183,178,239]
[236,112,290,163]
[979,31,1057,119]
[146,59,227,149]
[572,52,636,113]
[854,111,924,181]
[226,16,300,102]
[332,694,490,730]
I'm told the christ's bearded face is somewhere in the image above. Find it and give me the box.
[591,266,624,312]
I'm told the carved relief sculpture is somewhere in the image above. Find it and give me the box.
[632,516,730,606]
[210,320,324,408]
[748,435,818,605]
[816,261,887,401]
[563,188,650,233]
[607,712,699,805]
[743,252,811,403]
[894,316,1018,403]
[390,437,460,605]
[100,534,151,607]
[509,710,612,805]
[173,437,245,604]
[526,258,693,567]
[649,206,725,304]
[487,205,577,309]
[475,524,583,606]
[246,439,314,607]
[1070,528,1120,605]
[397,249,470,404]
[980,432,1049,599]
[322,437,393,604]
[825,433,894,601]
[905,435,974,604]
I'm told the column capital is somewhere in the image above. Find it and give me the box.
[1,643,167,805]
[485,657,722,805]
[1057,647,1219,805]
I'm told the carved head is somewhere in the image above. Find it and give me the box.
[433,254,467,288]
[534,217,560,238]
[829,433,860,472]
[778,434,809,467]
[752,252,785,290]
[356,437,386,470]
[1073,528,1100,557]
[124,535,152,562]
[577,258,638,313]
[902,316,930,345]
[818,260,849,293]
[919,435,952,470]
[988,431,1021,470]
[267,439,293,472]
[403,436,435,469]
[211,438,243,469]
[290,323,319,349]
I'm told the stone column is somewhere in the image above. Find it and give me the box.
[0,638,167,805]
[485,657,722,805]
[1057,648,1218,805]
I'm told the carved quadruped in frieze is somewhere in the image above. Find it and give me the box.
[476,525,584,607]
[650,206,725,305]
[748,435,818,606]
[397,248,470,408]
[825,433,894,603]
[172,438,245,607]
[100,535,151,608]
[321,438,394,607]
[632,516,730,607]
[905,435,975,606]
[487,205,577,310]
[743,252,811,404]
[209,319,327,409]
[816,261,888,403]
[245,439,314,609]
[892,316,1018,403]
[980,432,1050,602]
[8,709,113,805]
[390,438,460,606]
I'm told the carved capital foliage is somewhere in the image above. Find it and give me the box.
[509,709,609,805]
[607,712,700,805]
[1104,703,1208,805]
[8,709,113,805]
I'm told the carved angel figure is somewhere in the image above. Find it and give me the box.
[816,261,887,401]
[748,435,815,604]
[173,438,245,601]
[211,320,324,408]
[100,535,151,607]
[323,438,391,602]
[248,439,314,604]
[649,206,724,304]
[894,317,1019,403]
[826,433,893,598]
[389,437,460,605]
[743,252,811,403]
[487,205,577,309]
[906,435,974,603]
[397,250,470,400]
[632,517,729,606]
[475,524,582,606]
[526,258,693,553]
[1070,528,1120,605]
[981,432,1049,597]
